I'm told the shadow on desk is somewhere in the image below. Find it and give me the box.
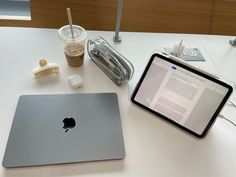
[3,159,124,176]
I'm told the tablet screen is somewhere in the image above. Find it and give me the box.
[131,53,233,138]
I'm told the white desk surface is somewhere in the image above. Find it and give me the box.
[0,27,236,177]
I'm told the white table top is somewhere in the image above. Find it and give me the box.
[0,27,236,177]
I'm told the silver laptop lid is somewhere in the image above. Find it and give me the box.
[3,93,125,168]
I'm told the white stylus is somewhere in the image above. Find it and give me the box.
[160,52,220,79]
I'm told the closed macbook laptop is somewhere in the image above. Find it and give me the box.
[3,93,125,168]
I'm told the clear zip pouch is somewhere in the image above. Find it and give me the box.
[87,37,134,86]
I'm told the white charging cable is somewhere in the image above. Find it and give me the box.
[218,113,236,127]
[218,99,236,127]
[226,100,236,107]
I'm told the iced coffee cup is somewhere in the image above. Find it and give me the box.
[58,25,87,67]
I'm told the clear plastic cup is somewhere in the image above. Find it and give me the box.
[58,25,87,67]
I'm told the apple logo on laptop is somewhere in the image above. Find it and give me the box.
[63,117,76,132]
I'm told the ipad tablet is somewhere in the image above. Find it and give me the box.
[131,53,233,138]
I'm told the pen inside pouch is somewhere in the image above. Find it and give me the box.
[87,37,134,85]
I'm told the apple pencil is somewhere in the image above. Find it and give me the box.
[160,52,220,79]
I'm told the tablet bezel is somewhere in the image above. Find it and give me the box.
[131,53,233,138]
